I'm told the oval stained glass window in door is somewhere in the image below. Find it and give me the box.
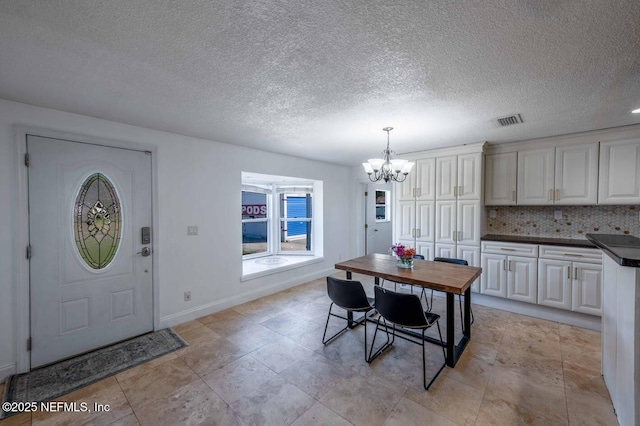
[74,173,122,269]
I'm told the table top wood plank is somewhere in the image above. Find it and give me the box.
[335,253,481,295]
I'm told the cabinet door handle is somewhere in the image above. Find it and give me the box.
[458,185,463,196]
[568,266,571,280]
[411,228,415,238]
[459,231,463,241]
[574,267,578,280]
[416,229,421,238]
[508,260,512,271]
[500,248,516,251]
[453,186,458,197]
[512,190,516,202]
[556,189,560,201]
[565,253,582,257]
[412,188,416,198]
[503,259,507,271]
[548,189,553,202]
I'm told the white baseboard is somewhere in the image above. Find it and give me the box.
[0,363,16,384]
[159,267,334,329]
[470,292,601,331]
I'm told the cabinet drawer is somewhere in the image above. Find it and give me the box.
[481,241,538,257]
[538,245,602,263]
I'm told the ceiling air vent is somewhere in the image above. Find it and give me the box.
[494,114,523,127]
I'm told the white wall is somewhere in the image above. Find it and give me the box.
[0,99,355,381]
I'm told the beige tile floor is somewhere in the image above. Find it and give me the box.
[0,274,617,425]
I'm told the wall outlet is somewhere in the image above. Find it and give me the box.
[184,291,191,302]
[489,209,497,218]
[187,226,198,236]
[554,210,563,220]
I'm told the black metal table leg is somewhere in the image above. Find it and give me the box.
[345,271,356,328]
[463,287,471,340]
[446,292,454,367]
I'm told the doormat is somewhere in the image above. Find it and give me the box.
[1,328,187,419]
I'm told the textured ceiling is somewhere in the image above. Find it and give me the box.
[1,1,639,166]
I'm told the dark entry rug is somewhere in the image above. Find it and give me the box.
[1,328,187,419]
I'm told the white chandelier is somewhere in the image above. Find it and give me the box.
[362,127,414,183]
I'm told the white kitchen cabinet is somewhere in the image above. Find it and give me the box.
[458,153,482,199]
[485,152,517,205]
[517,148,554,205]
[554,143,599,204]
[415,241,434,260]
[435,243,456,260]
[516,143,598,205]
[571,262,602,315]
[394,158,436,249]
[457,245,481,292]
[395,200,415,242]
[457,200,481,246]
[598,138,640,204]
[538,258,572,310]
[481,242,538,302]
[415,158,436,201]
[435,155,458,200]
[435,200,456,245]
[481,253,508,298]
[537,245,602,315]
[507,256,538,304]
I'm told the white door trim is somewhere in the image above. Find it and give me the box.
[14,125,160,373]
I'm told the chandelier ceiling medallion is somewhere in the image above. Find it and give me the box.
[362,127,414,183]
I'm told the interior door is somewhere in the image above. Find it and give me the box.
[28,135,153,368]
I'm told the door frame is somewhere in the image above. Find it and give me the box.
[14,125,160,373]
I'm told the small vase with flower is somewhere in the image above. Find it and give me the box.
[390,243,416,269]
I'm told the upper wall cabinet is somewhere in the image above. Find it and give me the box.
[485,152,517,205]
[517,143,598,205]
[436,153,482,201]
[598,138,640,204]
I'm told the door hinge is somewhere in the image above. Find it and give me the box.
[27,337,32,351]
[364,191,368,196]
[24,153,30,167]
[365,224,368,229]
[26,245,32,259]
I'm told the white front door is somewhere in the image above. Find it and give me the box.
[28,135,153,368]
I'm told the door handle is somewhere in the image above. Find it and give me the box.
[512,190,516,202]
[556,189,560,201]
[548,189,553,202]
[574,267,578,280]
[137,247,151,257]
[503,259,506,271]
[567,266,571,280]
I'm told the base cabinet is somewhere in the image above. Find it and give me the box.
[481,242,602,316]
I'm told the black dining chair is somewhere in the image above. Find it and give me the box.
[368,285,446,390]
[431,257,475,331]
[322,276,375,361]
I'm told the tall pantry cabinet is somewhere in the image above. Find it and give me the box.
[394,143,485,291]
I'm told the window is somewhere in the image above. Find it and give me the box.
[242,189,269,257]
[242,173,321,265]
[279,187,312,253]
[74,173,122,269]
[375,190,390,222]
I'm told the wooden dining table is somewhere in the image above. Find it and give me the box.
[335,253,482,367]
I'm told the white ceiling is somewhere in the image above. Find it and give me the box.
[1,1,639,166]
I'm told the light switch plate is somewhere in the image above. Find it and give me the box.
[187,226,198,236]
[554,210,563,220]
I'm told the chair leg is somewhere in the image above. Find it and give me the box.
[423,289,434,312]
[322,304,366,346]
[367,317,393,363]
[423,321,447,390]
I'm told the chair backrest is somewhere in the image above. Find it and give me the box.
[374,286,431,328]
[413,254,425,260]
[326,277,371,310]
[433,257,468,266]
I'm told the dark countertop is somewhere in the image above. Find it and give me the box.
[481,234,596,248]
[586,234,640,268]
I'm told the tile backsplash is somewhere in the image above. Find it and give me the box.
[486,205,640,239]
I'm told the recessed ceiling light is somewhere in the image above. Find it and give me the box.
[632,108,640,114]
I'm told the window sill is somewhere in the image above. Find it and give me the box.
[241,255,324,281]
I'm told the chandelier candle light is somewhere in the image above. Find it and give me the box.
[363,127,414,183]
